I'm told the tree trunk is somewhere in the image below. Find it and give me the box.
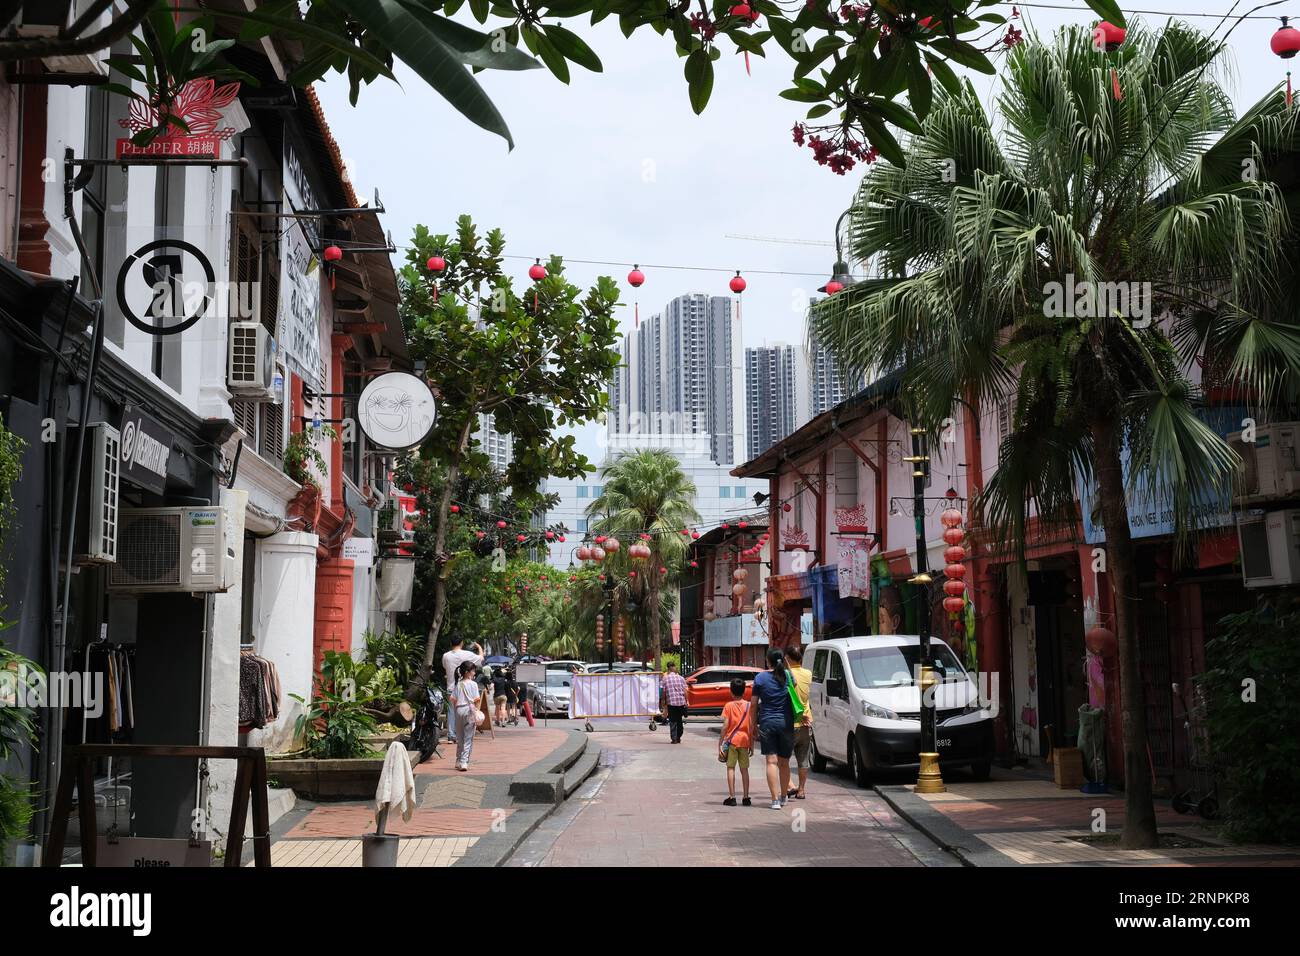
[1090,416,1160,849]
[415,415,478,691]
[650,572,662,672]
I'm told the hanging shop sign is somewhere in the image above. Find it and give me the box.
[281,142,324,392]
[357,372,436,451]
[115,239,216,336]
[118,405,174,494]
[115,78,239,158]
[342,537,374,568]
[94,836,213,867]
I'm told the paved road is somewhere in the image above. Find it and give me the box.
[507,717,958,867]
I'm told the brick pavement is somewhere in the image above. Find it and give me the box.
[508,719,957,867]
[902,773,1300,867]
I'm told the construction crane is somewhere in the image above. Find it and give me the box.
[723,233,834,247]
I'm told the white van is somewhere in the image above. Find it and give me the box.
[806,635,994,787]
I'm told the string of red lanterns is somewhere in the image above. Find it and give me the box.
[940,508,967,616]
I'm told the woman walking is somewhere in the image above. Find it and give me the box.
[748,648,795,809]
[451,661,482,771]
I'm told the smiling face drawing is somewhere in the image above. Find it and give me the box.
[365,387,414,435]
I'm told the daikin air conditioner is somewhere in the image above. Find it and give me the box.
[13,2,112,77]
[227,322,277,398]
[1228,422,1300,502]
[73,423,120,564]
[107,507,236,593]
[1236,508,1300,589]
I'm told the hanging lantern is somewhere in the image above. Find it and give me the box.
[703,599,714,611]
[528,259,548,281]
[1274,19,1300,107]
[944,544,966,564]
[691,531,700,539]
[942,526,964,546]
[944,562,967,580]
[943,596,965,614]
[1085,625,1117,655]
[738,520,748,529]
[783,502,792,512]
[1094,21,1125,52]
[323,245,343,290]
[729,271,746,294]
[497,520,507,529]
[591,546,606,562]
[450,505,459,513]
[639,533,651,541]
[722,522,730,530]
[627,265,645,287]
[659,566,667,575]
[576,545,592,561]
[733,568,747,581]
[943,579,966,597]
[427,255,446,272]
[475,531,486,539]
[545,530,555,540]
[559,535,566,543]
[681,528,690,536]
[690,561,698,568]
[628,570,637,578]
[594,535,606,544]
[732,582,746,597]
[516,534,527,542]
[940,508,963,528]
[604,537,621,553]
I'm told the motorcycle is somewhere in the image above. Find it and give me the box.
[408,682,446,764]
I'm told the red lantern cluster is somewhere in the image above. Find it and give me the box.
[940,508,966,615]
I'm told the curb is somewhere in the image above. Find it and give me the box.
[874,784,1018,867]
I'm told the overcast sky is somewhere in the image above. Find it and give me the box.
[317,1,1289,463]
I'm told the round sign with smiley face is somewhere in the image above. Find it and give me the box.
[357,371,436,451]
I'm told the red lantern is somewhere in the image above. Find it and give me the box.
[559,535,566,542]
[545,530,555,540]
[529,259,548,281]
[1094,21,1125,52]
[516,534,527,542]
[944,545,966,564]
[594,535,606,544]
[497,520,507,529]
[627,266,645,287]
[1085,626,1117,655]
[1273,18,1300,58]
[659,566,667,575]
[426,255,446,272]
[604,537,620,553]
[825,280,844,295]
[738,520,748,529]
[577,546,591,561]
[729,271,746,294]
[940,508,963,528]
[690,561,698,568]
[450,505,459,513]
[944,562,967,580]
[942,526,964,546]
[475,531,486,539]
[639,533,651,540]
[943,579,966,597]
[628,570,637,578]
[323,245,343,262]
[782,502,792,512]
[722,522,730,530]
[591,547,606,562]
[691,531,700,539]
[943,596,965,614]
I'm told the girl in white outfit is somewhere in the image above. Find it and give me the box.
[452,662,481,771]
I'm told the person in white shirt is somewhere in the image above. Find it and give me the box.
[442,636,483,743]
[451,661,483,771]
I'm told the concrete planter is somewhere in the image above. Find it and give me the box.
[268,749,416,801]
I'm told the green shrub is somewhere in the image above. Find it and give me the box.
[659,651,680,673]
[290,652,381,759]
[363,628,423,692]
[1198,606,1300,844]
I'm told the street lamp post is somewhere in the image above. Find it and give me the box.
[907,427,944,793]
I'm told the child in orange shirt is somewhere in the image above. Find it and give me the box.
[720,678,752,806]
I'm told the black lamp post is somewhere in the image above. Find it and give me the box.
[819,208,859,295]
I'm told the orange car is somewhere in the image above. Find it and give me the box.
[685,666,761,715]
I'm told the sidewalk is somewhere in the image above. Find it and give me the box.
[250,725,583,867]
[877,768,1300,867]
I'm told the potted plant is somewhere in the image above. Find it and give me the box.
[285,426,336,528]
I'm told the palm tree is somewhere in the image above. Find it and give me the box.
[587,450,700,669]
[811,21,1300,849]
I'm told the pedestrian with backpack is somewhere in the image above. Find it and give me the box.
[719,678,752,806]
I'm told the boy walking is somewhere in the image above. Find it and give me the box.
[720,678,752,807]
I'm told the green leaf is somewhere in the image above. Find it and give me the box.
[929,37,997,75]
[468,0,490,23]
[685,48,713,114]
[346,0,514,147]
[906,46,932,120]
[392,4,540,71]
[545,24,603,73]
[806,103,833,119]
[924,50,961,95]
[859,110,906,167]
[104,56,147,84]
[866,96,921,134]
[223,8,395,82]
[1083,0,1126,28]
[533,31,571,84]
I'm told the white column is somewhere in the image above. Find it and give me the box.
[253,531,319,754]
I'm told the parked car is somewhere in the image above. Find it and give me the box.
[684,666,760,715]
[805,635,994,787]
[534,670,576,716]
[545,659,587,674]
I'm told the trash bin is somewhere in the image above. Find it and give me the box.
[1077,704,1107,787]
[362,832,400,867]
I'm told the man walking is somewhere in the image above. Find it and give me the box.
[660,661,689,744]
[784,645,812,799]
[441,636,483,743]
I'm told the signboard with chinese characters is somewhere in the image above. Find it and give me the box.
[280,142,324,392]
[115,79,238,158]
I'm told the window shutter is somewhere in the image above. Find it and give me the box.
[259,401,284,464]
[834,448,858,510]
[260,253,279,340]
[231,399,258,445]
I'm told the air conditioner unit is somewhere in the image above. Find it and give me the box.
[1236,508,1300,589]
[73,423,120,563]
[14,2,113,77]
[1228,421,1300,502]
[227,322,276,398]
[107,507,236,593]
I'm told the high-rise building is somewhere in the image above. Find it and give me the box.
[807,317,860,417]
[745,343,810,460]
[609,293,744,466]
[475,412,513,472]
